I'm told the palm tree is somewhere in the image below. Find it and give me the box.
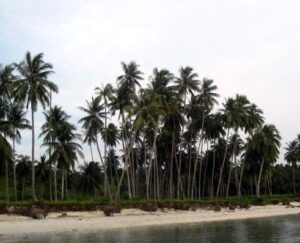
[40,105,70,200]
[16,155,31,200]
[95,83,115,196]
[284,139,299,193]
[79,161,102,198]
[190,79,219,198]
[133,90,165,199]
[248,124,281,197]
[216,95,250,197]
[112,61,143,200]
[14,52,58,201]
[79,97,112,200]
[174,66,200,198]
[238,103,264,196]
[45,122,83,200]
[6,101,31,201]
[117,61,143,89]
[0,64,16,100]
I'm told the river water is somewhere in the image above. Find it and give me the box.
[2,214,300,243]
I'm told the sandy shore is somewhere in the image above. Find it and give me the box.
[1,203,300,236]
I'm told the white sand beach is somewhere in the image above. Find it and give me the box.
[0,203,300,236]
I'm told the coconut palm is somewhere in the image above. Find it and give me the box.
[247,124,281,197]
[174,66,200,198]
[95,83,115,196]
[40,105,70,200]
[284,139,299,193]
[6,101,31,201]
[79,161,102,198]
[14,52,58,201]
[45,122,83,200]
[238,103,264,196]
[16,155,31,200]
[78,97,112,199]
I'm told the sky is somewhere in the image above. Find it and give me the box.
[1,0,300,164]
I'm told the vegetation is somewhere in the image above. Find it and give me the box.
[0,52,300,208]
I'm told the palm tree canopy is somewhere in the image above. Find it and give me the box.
[13,52,58,111]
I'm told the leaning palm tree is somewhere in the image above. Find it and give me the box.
[14,52,58,201]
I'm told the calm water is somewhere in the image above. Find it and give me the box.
[2,214,300,243]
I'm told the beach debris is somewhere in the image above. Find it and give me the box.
[103,206,122,216]
[228,204,236,211]
[30,208,47,220]
[282,200,290,206]
[213,205,222,212]
[140,203,158,212]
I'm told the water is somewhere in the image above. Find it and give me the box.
[2,214,300,243]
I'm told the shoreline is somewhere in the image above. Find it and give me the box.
[1,203,300,236]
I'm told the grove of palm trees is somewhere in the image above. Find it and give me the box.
[1,51,300,206]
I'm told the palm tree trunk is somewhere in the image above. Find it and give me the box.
[5,158,9,203]
[31,106,37,201]
[65,170,68,200]
[169,134,174,199]
[90,144,94,162]
[104,101,108,198]
[13,138,17,202]
[191,112,205,198]
[177,92,187,199]
[292,163,296,194]
[238,142,249,197]
[210,143,216,198]
[95,138,112,200]
[61,167,64,200]
[146,127,158,200]
[54,162,58,201]
[216,128,230,197]
[256,159,265,197]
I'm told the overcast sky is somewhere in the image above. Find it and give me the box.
[1,0,300,164]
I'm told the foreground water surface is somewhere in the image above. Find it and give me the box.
[2,214,300,243]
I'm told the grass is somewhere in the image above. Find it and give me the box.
[1,193,299,215]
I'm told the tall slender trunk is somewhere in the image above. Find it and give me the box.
[95,138,112,200]
[191,112,205,198]
[65,170,68,200]
[202,143,209,198]
[256,159,265,197]
[292,163,296,194]
[31,106,37,201]
[238,142,249,197]
[90,144,94,162]
[13,138,17,202]
[61,167,64,200]
[210,141,216,198]
[216,128,230,197]
[177,92,187,199]
[54,162,58,201]
[104,100,108,197]
[169,133,174,199]
[5,158,9,203]
[146,127,158,199]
